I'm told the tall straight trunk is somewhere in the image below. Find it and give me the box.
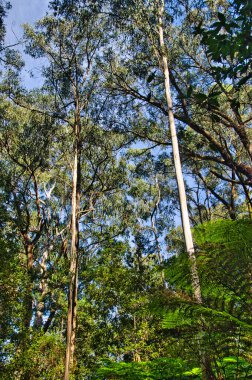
[158,1,202,303]
[20,238,34,380]
[64,126,81,380]
[157,4,219,379]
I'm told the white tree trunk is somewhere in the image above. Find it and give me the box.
[158,0,202,303]
[64,130,80,380]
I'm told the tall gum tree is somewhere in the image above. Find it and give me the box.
[24,3,134,377]
[157,0,201,303]
[98,0,202,303]
[24,8,109,378]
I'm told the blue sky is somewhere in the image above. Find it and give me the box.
[5,0,50,87]
[6,0,50,44]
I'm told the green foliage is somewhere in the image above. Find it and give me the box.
[197,0,252,82]
[215,357,252,379]
[74,239,166,378]
[4,333,65,380]
[162,309,193,329]
[194,219,252,252]
[0,1,252,379]
[160,219,252,378]
[195,219,252,324]
[96,358,198,380]
[0,0,11,46]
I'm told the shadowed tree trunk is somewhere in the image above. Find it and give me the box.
[23,238,34,329]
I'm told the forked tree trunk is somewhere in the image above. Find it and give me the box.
[64,126,81,380]
[158,0,202,303]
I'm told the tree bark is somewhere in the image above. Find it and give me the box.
[35,249,48,329]
[230,169,236,220]
[23,238,34,329]
[64,126,81,380]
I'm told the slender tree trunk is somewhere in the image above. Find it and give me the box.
[229,169,236,220]
[23,238,34,329]
[157,7,218,379]
[35,249,48,329]
[133,315,141,362]
[20,238,35,380]
[64,127,81,380]
[158,0,202,303]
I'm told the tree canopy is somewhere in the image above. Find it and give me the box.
[0,1,251,379]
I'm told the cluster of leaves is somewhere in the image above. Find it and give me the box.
[196,0,252,83]
[96,358,199,380]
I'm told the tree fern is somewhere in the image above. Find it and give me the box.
[159,219,252,378]
[96,358,200,379]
